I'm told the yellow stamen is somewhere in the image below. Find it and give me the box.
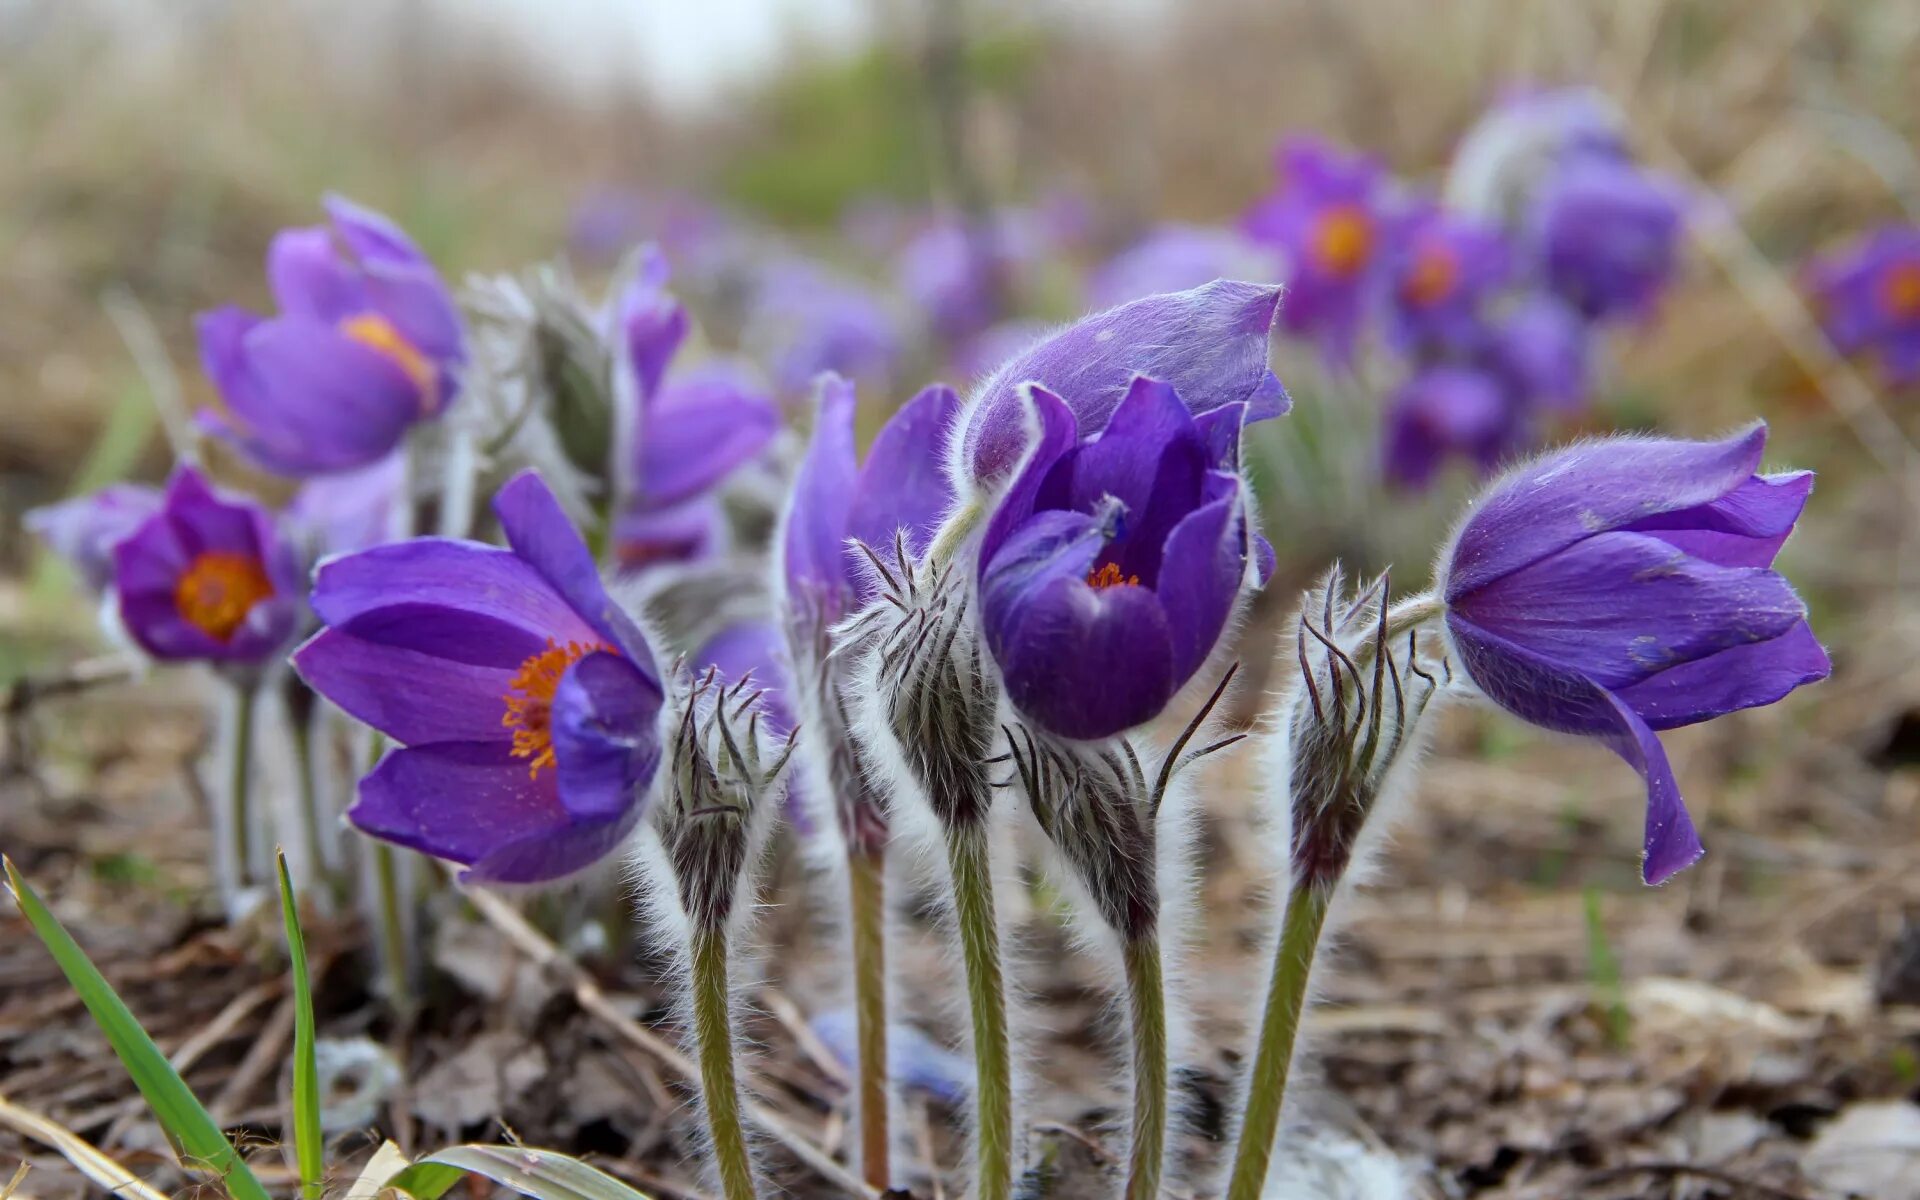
[1401,242,1459,308]
[502,639,615,780]
[1310,204,1374,278]
[340,312,438,405]
[1880,262,1920,321]
[174,552,275,642]
[1086,561,1140,590]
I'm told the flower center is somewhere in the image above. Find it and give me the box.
[1310,204,1375,278]
[339,312,438,406]
[1401,242,1459,308]
[1879,261,1920,321]
[502,639,615,780]
[173,551,274,642]
[1086,561,1140,590]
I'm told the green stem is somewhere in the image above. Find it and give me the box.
[372,842,414,1015]
[691,926,758,1200]
[226,682,257,893]
[1122,935,1168,1200]
[1224,885,1333,1200]
[946,824,1012,1200]
[849,848,891,1191]
[288,706,328,887]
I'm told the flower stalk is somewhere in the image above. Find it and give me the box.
[1121,934,1168,1200]
[691,924,756,1200]
[222,680,258,899]
[847,847,891,1190]
[1224,885,1330,1200]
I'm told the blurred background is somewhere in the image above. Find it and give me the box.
[7,2,1920,1197]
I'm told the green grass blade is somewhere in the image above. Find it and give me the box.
[277,851,325,1200]
[3,857,272,1200]
[387,1145,655,1200]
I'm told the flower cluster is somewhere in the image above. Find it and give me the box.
[1803,225,1920,386]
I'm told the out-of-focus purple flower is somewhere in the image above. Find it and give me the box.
[979,378,1259,740]
[694,620,795,737]
[1386,206,1511,352]
[1439,423,1829,884]
[748,259,904,396]
[569,188,730,268]
[1381,366,1520,490]
[811,1007,972,1105]
[112,467,302,666]
[197,195,463,476]
[1803,225,1920,384]
[782,374,962,626]
[26,484,162,593]
[1482,294,1590,412]
[1533,158,1685,321]
[1446,86,1627,220]
[290,453,409,556]
[294,471,664,885]
[960,280,1288,486]
[1086,224,1280,310]
[1242,136,1395,362]
[897,216,1010,345]
[953,319,1051,383]
[615,252,779,570]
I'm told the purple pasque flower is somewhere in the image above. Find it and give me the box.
[694,620,795,737]
[1482,293,1590,413]
[197,195,464,476]
[748,258,904,396]
[979,378,1260,741]
[1446,86,1627,220]
[111,466,303,667]
[615,251,779,570]
[1086,224,1281,310]
[1532,157,1686,321]
[782,373,962,626]
[1439,423,1830,884]
[960,280,1288,487]
[1242,136,1395,362]
[896,213,1033,345]
[1386,205,1511,352]
[1803,225,1920,384]
[26,483,162,593]
[289,453,409,557]
[1381,366,1521,490]
[294,470,665,884]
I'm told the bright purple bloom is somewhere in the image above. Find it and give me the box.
[294,471,664,884]
[1532,158,1685,321]
[979,379,1259,740]
[783,374,962,626]
[26,484,162,593]
[1242,136,1394,362]
[1439,423,1829,884]
[1386,206,1511,352]
[615,253,778,570]
[1381,366,1520,490]
[1803,225,1920,384]
[1086,224,1280,310]
[196,195,463,476]
[960,280,1288,486]
[111,467,302,666]
[748,259,904,396]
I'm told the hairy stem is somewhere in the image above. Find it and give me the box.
[1225,885,1333,1200]
[287,705,328,887]
[371,842,414,1015]
[1122,934,1169,1200]
[691,925,757,1200]
[224,682,257,895]
[947,824,1012,1200]
[848,848,891,1190]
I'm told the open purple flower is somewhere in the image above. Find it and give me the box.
[1242,136,1395,363]
[1386,206,1511,352]
[1086,224,1280,310]
[1803,225,1920,384]
[615,252,779,570]
[1381,366,1521,490]
[783,374,962,625]
[26,484,162,594]
[1439,423,1829,884]
[979,378,1259,740]
[294,471,664,884]
[111,467,303,667]
[1532,158,1685,322]
[960,280,1288,486]
[197,195,463,476]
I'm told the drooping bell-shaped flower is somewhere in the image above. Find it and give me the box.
[26,483,163,594]
[979,378,1262,740]
[111,467,303,668]
[294,470,664,884]
[1803,224,1920,385]
[1438,423,1829,883]
[197,195,464,476]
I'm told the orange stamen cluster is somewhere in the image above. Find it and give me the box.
[1401,243,1459,308]
[173,552,274,641]
[1087,561,1140,590]
[502,639,616,780]
[1879,261,1920,321]
[1310,204,1375,278]
[340,312,438,406]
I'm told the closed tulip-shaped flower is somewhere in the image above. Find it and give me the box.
[980,377,1263,740]
[1439,423,1830,883]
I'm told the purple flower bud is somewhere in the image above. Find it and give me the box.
[959,280,1288,486]
[111,467,303,666]
[1482,294,1590,413]
[1381,366,1520,490]
[1802,224,1920,384]
[979,379,1257,740]
[1385,205,1512,353]
[1086,224,1280,310]
[1532,158,1686,321]
[26,484,163,593]
[1438,423,1830,884]
[294,471,665,885]
[196,195,464,476]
